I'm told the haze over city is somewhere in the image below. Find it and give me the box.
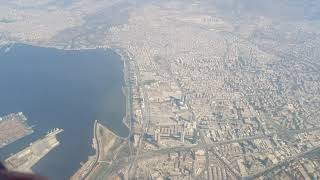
[1,0,320,179]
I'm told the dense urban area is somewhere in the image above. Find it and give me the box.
[1,0,320,179]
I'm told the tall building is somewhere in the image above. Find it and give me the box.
[154,129,161,145]
[180,129,185,143]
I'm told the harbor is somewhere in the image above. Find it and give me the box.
[0,112,33,149]
[5,128,63,173]
[0,43,128,179]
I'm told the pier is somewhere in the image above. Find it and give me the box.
[0,112,33,149]
[5,128,63,173]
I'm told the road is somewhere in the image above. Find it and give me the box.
[212,150,242,179]
[99,125,320,180]
[243,146,320,180]
[126,51,151,179]
[102,126,320,179]
[104,134,273,175]
[81,120,99,180]
[198,130,210,180]
[102,48,320,179]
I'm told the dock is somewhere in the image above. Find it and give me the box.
[5,128,63,173]
[0,112,33,149]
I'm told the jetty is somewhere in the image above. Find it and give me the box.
[5,128,63,172]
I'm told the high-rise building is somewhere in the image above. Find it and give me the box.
[180,130,185,143]
[154,129,161,145]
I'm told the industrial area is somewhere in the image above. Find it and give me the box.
[4,128,63,173]
[0,112,33,149]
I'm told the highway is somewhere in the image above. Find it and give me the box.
[80,120,99,180]
[103,134,273,174]
[98,133,272,179]
[243,146,320,180]
[121,49,134,162]
[126,50,151,179]
[199,130,210,180]
[212,150,242,179]
[102,49,320,179]
[101,126,320,179]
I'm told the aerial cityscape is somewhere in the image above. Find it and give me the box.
[1,0,320,179]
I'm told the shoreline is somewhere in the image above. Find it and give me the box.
[110,46,134,140]
[71,120,99,180]
[0,41,109,51]
[71,121,125,180]
[1,41,132,139]
[5,129,63,173]
[0,44,130,179]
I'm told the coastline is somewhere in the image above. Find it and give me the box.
[110,47,134,140]
[120,49,133,137]
[1,40,132,138]
[69,47,134,179]
[70,120,99,180]
[5,129,63,173]
[0,43,129,179]
[71,121,125,180]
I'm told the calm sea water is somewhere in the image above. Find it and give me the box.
[0,43,129,179]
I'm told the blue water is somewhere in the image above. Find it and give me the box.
[0,44,129,179]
